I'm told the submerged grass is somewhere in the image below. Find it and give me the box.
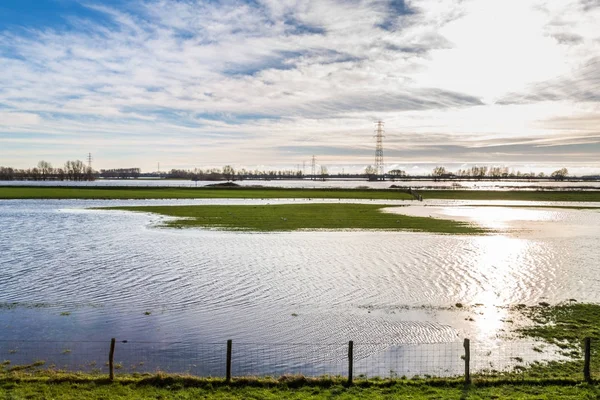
[420,190,600,202]
[506,302,600,379]
[515,302,600,346]
[104,203,485,234]
[483,205,600,210]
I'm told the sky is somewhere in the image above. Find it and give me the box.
[0,0,599,175]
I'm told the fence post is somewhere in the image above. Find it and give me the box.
[584,337,591,383]
[109,338,116,381]
[463,338,471,385]
[348,340,354,385]
[226,339,232,383]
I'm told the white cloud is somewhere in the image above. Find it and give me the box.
[0,0,598,171]
[0,112,42,126]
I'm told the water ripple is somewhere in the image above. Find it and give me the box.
[1,199,599,345]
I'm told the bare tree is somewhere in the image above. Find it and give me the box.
[432,166,447,180]
[365,165,376,179]
[37,161,53,180]
[222,165,235,181]
[65,160,86,180]
[320,165,328,181]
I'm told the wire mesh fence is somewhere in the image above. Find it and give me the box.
[0,338,596,382]
[0,340,108,374]
[116,341,227,376]
[353,342,464,379]
[230,343,348,377]
[472,340,581,380]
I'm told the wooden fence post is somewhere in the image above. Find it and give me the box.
[463,338,471,385]
[584,337,591,383]
[348,341,354,385]
[109,338,116,381]
[226,339,232,383]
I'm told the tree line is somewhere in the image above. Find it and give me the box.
[165,166,317,181]
[430,166,571,181]
[0,160,94,181]
[0,161,591,182]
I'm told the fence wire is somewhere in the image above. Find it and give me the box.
[472,340,580,380]
[0,340,107,374]
[117,341,227,376]
[0,339,595,381]
[353,342,464,379]
[231,343,348,377]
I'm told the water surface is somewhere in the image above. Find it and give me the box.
[1,199,599,375]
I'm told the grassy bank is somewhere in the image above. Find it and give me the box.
[1,186,600,202]
[0,373,598,399]
[104,204,485,234]
[420,190,600,202]
[0,186,413,200]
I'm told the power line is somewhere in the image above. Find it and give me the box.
[374,121,385,180]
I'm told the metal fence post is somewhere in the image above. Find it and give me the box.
[109,338,116,381]
[463,338,471,385]
[348,340,354,385]
[584,337,591,383]
[226,339,232,383]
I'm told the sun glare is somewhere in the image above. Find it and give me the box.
[469,235,530,340]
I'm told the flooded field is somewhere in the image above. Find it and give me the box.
[1,198,599,376]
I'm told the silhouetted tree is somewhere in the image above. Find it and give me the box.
[222,165,235,181]
[551,168,568,181]
[37,161,53,180]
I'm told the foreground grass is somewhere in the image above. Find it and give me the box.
[0,186,413,200]
[420,190,600,202]
[104,204,485,234]
[1,373,599,399]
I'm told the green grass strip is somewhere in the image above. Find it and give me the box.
[104,204,485,234]
[0,373,598,399]
[2,186,599,202]
[0,186,413,200]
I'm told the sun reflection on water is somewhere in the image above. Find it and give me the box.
[441,206,558,230]
[469,235,531,341]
